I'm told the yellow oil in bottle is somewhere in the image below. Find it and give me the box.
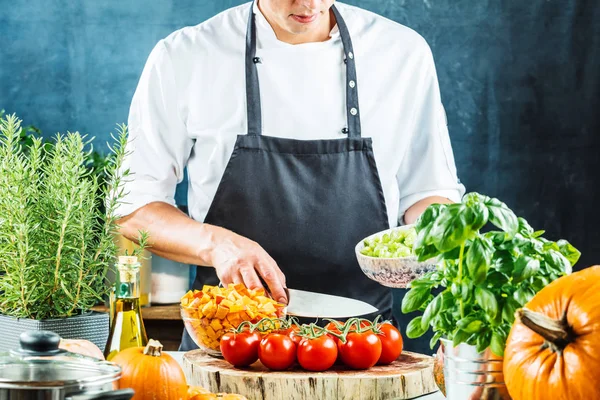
[105,256,148,361]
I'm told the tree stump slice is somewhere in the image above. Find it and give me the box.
[183,350,437,400]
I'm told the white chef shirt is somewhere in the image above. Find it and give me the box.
[118,1,466,228]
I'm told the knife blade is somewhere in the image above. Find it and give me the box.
[283,288,378,318]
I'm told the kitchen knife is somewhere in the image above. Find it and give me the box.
[283,288,378,319]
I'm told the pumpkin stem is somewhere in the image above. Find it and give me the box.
[143,339,164,357]
[517,308,573,351]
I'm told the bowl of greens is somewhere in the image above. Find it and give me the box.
[355,225,438,288]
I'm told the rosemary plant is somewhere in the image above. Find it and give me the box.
[0,114,130,319]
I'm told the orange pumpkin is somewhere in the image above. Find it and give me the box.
[432,345,446,397]
[112,339,188,400]
[59,339,105,360]
[504,265,600,400]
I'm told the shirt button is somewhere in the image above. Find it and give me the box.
[341,127,349,134]
[349,80,355,88]
[348,52,354,59]
[350,107,358,116]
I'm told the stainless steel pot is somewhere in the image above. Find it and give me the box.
[0,331,134,400]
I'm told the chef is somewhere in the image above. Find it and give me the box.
[116,0,465,352]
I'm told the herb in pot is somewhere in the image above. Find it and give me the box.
[402,192,580,356]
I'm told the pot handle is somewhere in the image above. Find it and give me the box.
[69,389,135,400]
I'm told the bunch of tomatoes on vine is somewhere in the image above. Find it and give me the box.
[219,316,404,372]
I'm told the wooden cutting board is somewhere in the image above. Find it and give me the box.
[183,350,437,400]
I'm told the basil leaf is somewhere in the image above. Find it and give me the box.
[430,204,472,252]
[501,297,520,323]
[463,192,488,205]
[475,286,499,319]
[458,316,484,333]
[451,282,461,297]
[415,243,441,262]
[557,239,581,267]
[401,286,431,313]
[490,331,506,357]
[468,202,490,232]
[517,217,534,237]
[513,256,540,283]
[485,231,509,246]
[476,331,492,353]
[452,329,470,347]
[461,282,471,302]
[430,331,443,349]
[513,286,535,306]
[532,230,545,238]
[422,293,443,328]
[415,203,445,232]
[543,250,571,275]
[466,236,494,284]
[494,250,516,275]
[406,317,428,339]
[486,271,509,286]
[485,197,518,235]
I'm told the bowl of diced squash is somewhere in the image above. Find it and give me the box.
[180,283,285,357]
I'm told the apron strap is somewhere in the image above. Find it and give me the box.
[245,2,362,138]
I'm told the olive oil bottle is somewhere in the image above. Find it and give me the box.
[104,256,148,361]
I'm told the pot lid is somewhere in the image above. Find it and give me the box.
[0,330,120,389]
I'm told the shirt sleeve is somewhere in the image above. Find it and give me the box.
[115,40,193,218]
[396,43,466,224]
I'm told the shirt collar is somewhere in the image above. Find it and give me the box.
[252,1,341,49]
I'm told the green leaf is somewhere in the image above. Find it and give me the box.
[532,230,545,238]
[467,202,490,232]
[462,192,488,205]
[415,243,441,262]
[406,317,428,338]
[513,286,535,306]
[415,203,445,232]
[543,250,572,275]
[485,231,510,246]
[517,217,534,237]
[485,197,518,235]
[451,282,460,297]
[430,331,443,349]
[513,256,541,283]
[557,239,581,267]
[430,204,473,252]
[475,286,499,319]
[476,331,492,353]
[422,293,443,328]
[461,282,471,302]
[466,236,494,284]
[486,271,509,286]
[401,286,431,314]
[452,329,470,347]
[458,316,484,333]
[490,331,506,356]
[494,250,516,275]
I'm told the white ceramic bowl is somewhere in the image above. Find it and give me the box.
[355,225,438,289]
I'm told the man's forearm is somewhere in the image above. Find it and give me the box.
[117,201,225,266]
[403,196,454,225]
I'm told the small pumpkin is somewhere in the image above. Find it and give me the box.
[59,339,105,360]
[112,339,188,400]
[504,265,600,400]
[188,386,211,398]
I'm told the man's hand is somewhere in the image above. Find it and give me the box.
[208,231,288,304]
[117,202,288,304]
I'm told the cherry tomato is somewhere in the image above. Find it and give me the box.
[338,331,382,369]
[377,323,403,365]
[280,325,303,346]
[297,335,338,372]
[220,331,261,367]
[258,333,296,370]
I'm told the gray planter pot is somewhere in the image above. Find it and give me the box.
[441,338,512,400]
[0,311,109,352]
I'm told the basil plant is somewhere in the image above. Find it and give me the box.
[402,192,580,356]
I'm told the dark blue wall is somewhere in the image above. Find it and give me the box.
[1,0,599,271]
